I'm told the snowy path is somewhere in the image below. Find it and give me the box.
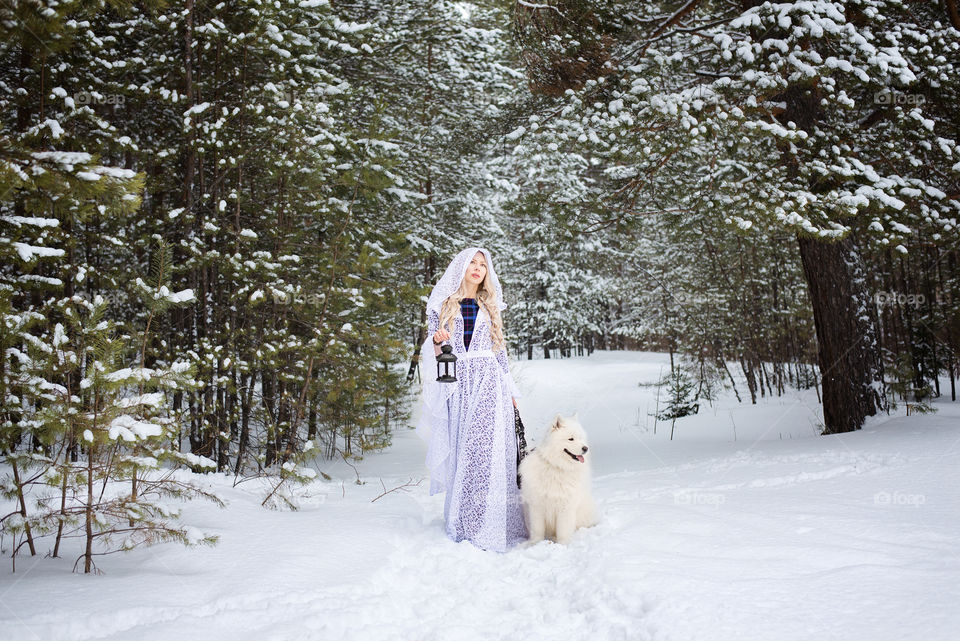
[2,352,959,641]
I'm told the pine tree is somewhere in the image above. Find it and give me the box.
[657,364,700,440]
[508,0,960,431]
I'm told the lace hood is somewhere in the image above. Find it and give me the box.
[425,247,506,316]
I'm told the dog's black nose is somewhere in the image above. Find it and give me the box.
[582,446,588,453]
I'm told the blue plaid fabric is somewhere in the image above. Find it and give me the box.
[460,298,479,350]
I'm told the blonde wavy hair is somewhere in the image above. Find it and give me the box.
[438,268,505,353]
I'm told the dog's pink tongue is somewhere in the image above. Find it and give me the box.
[576,454,585,463]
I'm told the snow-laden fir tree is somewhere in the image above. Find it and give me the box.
[511,0,960,432]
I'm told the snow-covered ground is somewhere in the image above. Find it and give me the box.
[3,350,959,641]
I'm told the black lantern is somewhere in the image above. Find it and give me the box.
[436,343,458,383]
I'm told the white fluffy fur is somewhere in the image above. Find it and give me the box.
[519,414,597,544]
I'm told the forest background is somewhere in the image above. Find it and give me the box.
[2,0,958,571]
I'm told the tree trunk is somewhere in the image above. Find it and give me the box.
[407,255,436,381]
[718,355,742,403]
[84,444,95,573]
[797,233,884,434]
[234,371,253,476]
[10,463,36,557]
[740,356,757,404]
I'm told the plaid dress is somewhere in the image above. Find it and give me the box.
[460,298,479,350]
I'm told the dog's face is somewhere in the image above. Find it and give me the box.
[543,413,590,467]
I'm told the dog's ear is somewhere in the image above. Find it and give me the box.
[551,414,563,430]
[572,411,580,421]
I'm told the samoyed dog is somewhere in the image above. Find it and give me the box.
[519,414,597,544]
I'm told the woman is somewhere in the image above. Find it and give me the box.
[417,247,527,552]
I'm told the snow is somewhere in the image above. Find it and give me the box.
[108,414,163,441]
[2,351,959,641]
[165,289,195,304]
[184,102,211,116]
[42,118,64,139]
[116,392,166,409]
[134,279,196,304]
[505,125,526,140]
[1,215,59,228]
[31,151,92,166]
[12,242,66,262]
[180,452,217,470]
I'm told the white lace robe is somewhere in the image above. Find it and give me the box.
[419,304,527,552]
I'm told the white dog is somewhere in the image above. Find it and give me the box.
[519,414,597,544]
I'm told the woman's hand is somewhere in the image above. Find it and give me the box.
[433,328,450,344]
[512,397,517,408]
